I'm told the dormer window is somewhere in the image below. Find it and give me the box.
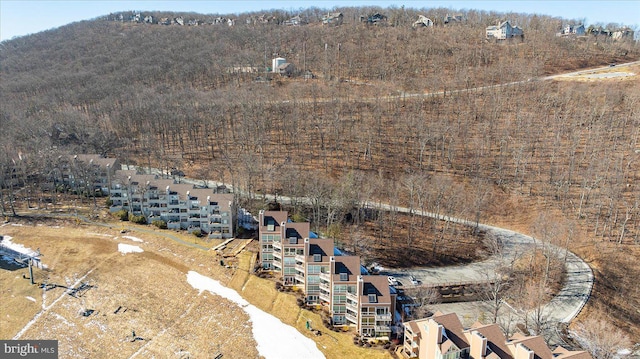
[339,272,348,281]
[313,254,321,262]
[267,219,275,231]
[289,237,297,245]
[368,294,377,303]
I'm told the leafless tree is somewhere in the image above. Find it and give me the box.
[411,286,441,319]
[572,317,632,359]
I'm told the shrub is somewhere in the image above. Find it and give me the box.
[192,229,202,237]
[105,198,113,207]
[128,213,147,224]
[114,210,129,221]
[152,220,167,229]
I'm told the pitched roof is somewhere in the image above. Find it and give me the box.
[467,323,512,359]
[552,347,592,359]
[306,238,333,263]
[72,154,119,169]
[285,221,310,240]
[261,211,288,228]
[431,312,470,350]
[508,335,553,359]
[332,255,361,282]
[360,275,391,305]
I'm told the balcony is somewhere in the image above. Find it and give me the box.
[319,272,331,282]
[346,300,358,312]
[345,313,358,324]
[273,251,282,259]
[375,325,391,333]
[273,241,282,250]
[294,254,305,263]
[375,313,392,321]
[346,291,359,303]
[319,281,330,292]
[319,291,330,302]
[295,274,305,284]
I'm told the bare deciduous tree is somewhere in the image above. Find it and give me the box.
[572,317,632,359]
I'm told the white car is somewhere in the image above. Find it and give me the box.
[409,276,419,285]
[387,276,399,286]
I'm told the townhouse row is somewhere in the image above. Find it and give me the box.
[259,210,397,338]
[62,154,235,239]
[403,312,591,359]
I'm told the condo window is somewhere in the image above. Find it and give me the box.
[313,254,321,262]
[289,237,297,245]
[340,272,348,281]
[368,294,377,303]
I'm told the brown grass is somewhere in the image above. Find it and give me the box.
[1,218,396,358]
[0,220,257,358]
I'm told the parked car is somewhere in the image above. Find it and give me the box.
[387,276,399,286]
[409,276,419,285]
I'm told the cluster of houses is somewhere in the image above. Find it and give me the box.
[556,24,634,40]
[587,26,635,40]
[59,154,236,239]
[107,12,236,27]
[105,10,634,43]
[402,312,591,359]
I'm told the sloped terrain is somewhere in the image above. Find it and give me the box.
[1,5,639,345]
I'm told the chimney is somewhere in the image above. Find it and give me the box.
[470,331,488,358]
[515,343,534,359]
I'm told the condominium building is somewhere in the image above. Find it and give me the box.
[304,237,333,305]
[403,312,470,359]
[59,154,120,194]
[109,170,234,239]
[403,312,592,359]
[258,210,288,270]
[258,210,396,337]
[278,221,309,286]
[327,255,361,326]
[358,275,395,338]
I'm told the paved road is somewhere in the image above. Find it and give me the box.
[368,204,593,344]
[274,60,640,105]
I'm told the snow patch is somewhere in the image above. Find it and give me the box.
[187,271,325,359]
[26,296,36,302]
[118,243,143,254]
[0,235,39,257]
[122,235,144,243]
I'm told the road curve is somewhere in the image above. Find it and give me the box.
[366,202,593,325]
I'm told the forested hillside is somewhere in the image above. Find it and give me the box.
[1,6,639,344]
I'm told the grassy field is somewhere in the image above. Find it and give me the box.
[1,217,394,358]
